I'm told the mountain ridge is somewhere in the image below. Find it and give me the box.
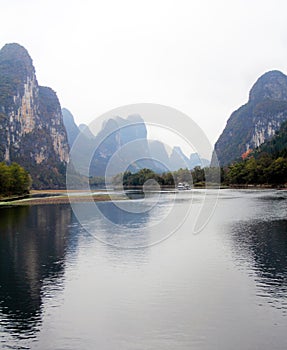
[63,108,209,176]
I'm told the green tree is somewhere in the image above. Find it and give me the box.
[191,166,205,184]
[244,158,258,184]
[0,162,31,197]
[0,162,10,196]
[266,157,287,185]
[173,168,192,184]
[225,162,247,184]
[162,172,175,186]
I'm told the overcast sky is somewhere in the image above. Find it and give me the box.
[2,0,287,148]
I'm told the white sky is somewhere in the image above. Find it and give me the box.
[2,0,287,149]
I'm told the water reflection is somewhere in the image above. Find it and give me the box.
[76,196,179,249]
[124,190,145,200]
[73,201,153,249]
[0,205,72,341]
[231,219,287,309]
[97,201,152,226]
[1,192,287,350]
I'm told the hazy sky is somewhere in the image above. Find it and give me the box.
[2,0,287,147]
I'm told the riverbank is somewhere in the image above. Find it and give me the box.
[0,190,125,207]
[1,186,285,207]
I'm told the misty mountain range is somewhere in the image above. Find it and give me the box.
[62,108,209,177]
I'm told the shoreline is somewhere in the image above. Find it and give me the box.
[0,190,124,207]
[0,186,285,207]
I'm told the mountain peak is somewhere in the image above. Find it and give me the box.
[0,43,35,75]
[214,70,287,166]
[79,124,94,139]
[1,42,30,55]
[249,70,287,102]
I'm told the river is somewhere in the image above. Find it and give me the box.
[0,189,286,349]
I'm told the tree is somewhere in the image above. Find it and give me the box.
[266,157,287,185]
[162,172,175,186]
[191,166,205,184]
[0,162,31,197]
[225,162,247,184]
[244,158,258,184]
[0,162,10,196]
[173,168,192,184]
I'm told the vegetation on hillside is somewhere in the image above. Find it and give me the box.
[0,162,31,198]
[223,155,287,186]
[257,120,287,158]
[220,119,287,187]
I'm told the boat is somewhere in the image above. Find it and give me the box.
[177,182,191,190]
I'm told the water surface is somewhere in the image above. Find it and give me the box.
[0,190,287,349]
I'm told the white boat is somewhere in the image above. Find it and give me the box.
[177,183,191,190]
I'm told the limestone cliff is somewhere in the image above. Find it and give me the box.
[214,70,287,166]
[0,43,69,188]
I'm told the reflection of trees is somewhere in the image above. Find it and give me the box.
[0,205,72,338]
[232,219,287,298]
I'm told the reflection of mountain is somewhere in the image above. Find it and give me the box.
[231,219,287,299]
[0,205,72,337]
[63,108,209,177]
[71,201,153,248]
[97,201,151,226]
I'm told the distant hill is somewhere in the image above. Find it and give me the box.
[0,43,69,188]
[78,123,95,139]
[169,147,209,171]
[214,70,287,166]
[62,108,80,147]
[63,109,207,177]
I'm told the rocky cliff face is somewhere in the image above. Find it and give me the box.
[256,119,287,158]
[214,70,287,166]
[0,43,69,188]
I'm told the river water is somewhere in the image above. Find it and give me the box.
[0,189,287,349]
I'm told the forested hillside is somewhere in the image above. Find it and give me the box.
[222,120,287,186]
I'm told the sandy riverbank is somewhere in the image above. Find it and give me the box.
[0,190,124,206]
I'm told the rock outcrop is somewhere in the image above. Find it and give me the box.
[0,43,69,188]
